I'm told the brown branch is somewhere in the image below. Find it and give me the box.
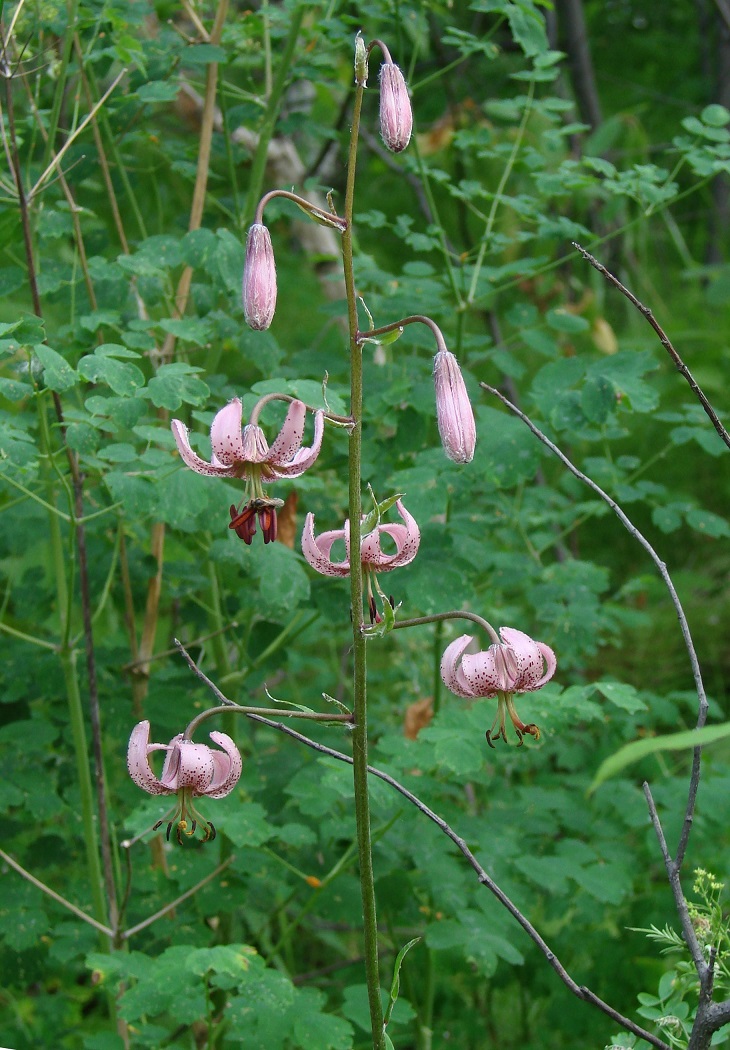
[480,382,708,872]
[572,243,730,450]
[174,645,669,1050]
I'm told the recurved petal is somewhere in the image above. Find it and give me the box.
[210,398,247,465]
[171,420,234,477]
[267,400,306,464]
[163,740,216,794]
[268,409,325,478]
[127,720,173,795]
[440,635,480,699]
[206,731,243,798]
[302,512,351,576]
[499,627,556,692]
[361,500,420,570]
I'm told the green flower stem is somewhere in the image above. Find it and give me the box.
[394,610,501,645]
[243,5,305,226]
[467,79,534,306]
[60,646,109,939]
[184,704,352,740]
[342,66,386,1050]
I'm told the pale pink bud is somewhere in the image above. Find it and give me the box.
[433,349,476,464]
[242,223,277,330]
[379,63,412,153]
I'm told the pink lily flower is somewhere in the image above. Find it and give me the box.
[441,628,556,746]
[127,720,242,843]
[171,397,324,543]
[302,499,420,620]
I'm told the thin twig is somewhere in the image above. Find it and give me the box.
[481,382,708,870]
[0,848,114,938]
[572,243,730,450]
[175,648,668,1050]
[121,857,234,939]
[643,783,706,975]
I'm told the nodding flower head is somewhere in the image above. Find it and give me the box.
[171,397,324,543]
[127,720,242,844]
[379,62,413,153]
[433,349,476,464]
[242,223,277,330]
[441,628,556,746]
[302,499,420,620]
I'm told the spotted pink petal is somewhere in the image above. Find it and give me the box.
[360,500,420,571]
[127,721,168,795]
[460,646,508,697]
[210,398,248,466]
[267,400,306,464]
[160,740,215,794]
[440,635,479,699]
[171,420,235,477]
[267,408,325,479]
[302,512,352,576]
[499,627,556,692]
[206,731,243,798]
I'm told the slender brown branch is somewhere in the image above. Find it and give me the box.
[0,849,114,938]
[572,243,730,450]
[121,857,234,940]
[481,382,708,870]
[643,783,707,975]
[174,647,668,1050]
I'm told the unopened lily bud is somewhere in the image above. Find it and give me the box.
[433,349,476,464]
[379,62,412,153]
[242,223,277,330]
[354,32,368,86]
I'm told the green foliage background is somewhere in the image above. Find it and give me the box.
[1,0,729,1047]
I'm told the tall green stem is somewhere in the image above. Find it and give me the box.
[243,5,305,226]
[341,67,386,1050]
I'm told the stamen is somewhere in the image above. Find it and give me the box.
[152,820,164,831]
[166,822,174,841]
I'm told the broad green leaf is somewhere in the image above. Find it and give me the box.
[146,363,210,410]
[593,681,648,714]
[78,353,145,397]
[0,378,32,401]
[546,308,589,334]
[686,507,730,538]
[137,79,180,102]
[35,345,78,391]
[590,722,730,791]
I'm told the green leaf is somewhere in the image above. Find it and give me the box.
[383,937,420,1028]
[581,374,615,423]
[507,2,548,56]
[184,43,227,64]
[0,378,32,401]
[145,363,210,410]
[590,722,730,791]
[546,308,590,333]
[702,103,730,127]
[34,345,78,392]
[686,507,730,538]
[78,351,145,397]
[137,79,180,102]
[156,317,212,345]
[593,681,648,714]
